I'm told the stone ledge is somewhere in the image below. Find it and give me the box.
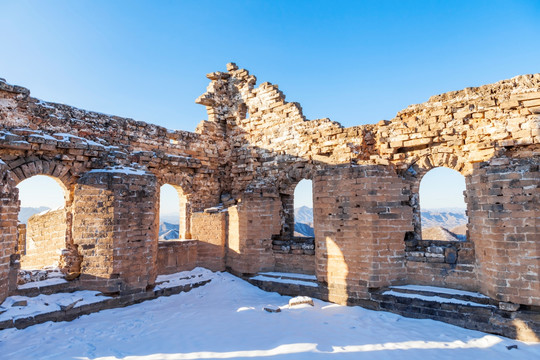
[370,289,539,342]
[0,279,211,331]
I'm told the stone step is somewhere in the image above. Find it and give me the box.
[247,272,321,299]
[380,285,498,307]
[370,285,500,322]
[252,272,318,285]
[13,278,81,298]
[368,284,540,340]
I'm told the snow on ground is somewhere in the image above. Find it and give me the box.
[0,270,538,360]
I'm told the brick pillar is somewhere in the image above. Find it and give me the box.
[73,168,158,294]
[314,165,412,305]
[226,192,281,274]
[0,162,19,302]
[468,158,540,306]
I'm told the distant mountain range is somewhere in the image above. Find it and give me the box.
[293,207,468,240]
[294,206,314,237]
[295,206,313,226]
[159,222,180,240]
[19,206,50,224]
[421,208,467,229]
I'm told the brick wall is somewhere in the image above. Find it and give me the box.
[156,240,197,275]
[191,212,226,271]
[469,158,540,306]
[404,239,478,292]
[226,195,280,274]
[20,208,66,269]
[273,253,315,274]
[314,165,412,304]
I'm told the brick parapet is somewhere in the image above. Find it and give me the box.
[21,208,67,269]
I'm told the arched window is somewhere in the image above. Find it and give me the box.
[159,184,190,240]
[419,167,468,241]
[16,175,67,270]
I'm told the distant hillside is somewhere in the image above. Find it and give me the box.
[292,207,467,239]
[450,224,467,236]
[421,208,467,229]
[294,206,313,226]
[422,226,465,241]
[294,222,314,237]
[159,222,179,240]
[294,206,314,237]
[19,206,50,224]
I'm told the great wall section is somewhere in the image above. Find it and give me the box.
[0,63,538,341]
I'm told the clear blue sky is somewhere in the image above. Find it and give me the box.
[6,1,539,213]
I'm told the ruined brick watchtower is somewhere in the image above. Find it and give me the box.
[0,64,538,339]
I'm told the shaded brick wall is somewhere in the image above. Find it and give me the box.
[273,253,315,274]
[20,208,66,269]
[191,212,227,271]
[156,240,197,275]
[226,196,279,274]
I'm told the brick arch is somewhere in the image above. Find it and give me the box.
[4,157,78,192]
[155,172,195,198]
[1,157,79,280]
[401,151,471,181]
[277,163,316,193]
[399,151,471,242]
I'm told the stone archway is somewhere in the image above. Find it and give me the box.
[400,151,471,239]
[4,157,84,283]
